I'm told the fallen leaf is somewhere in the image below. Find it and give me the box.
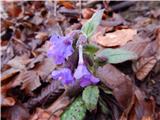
[92,29,137,47]
[7,55,32,69]
[58,1,75,9]
[121,35,151,57]
[2,103,30,120]
[120,88,155,120]
[10,70,41,92]
[1,67,20,82]
[96,64,133,109]
[33,58,56,81]
[1,95,15,107]
[82,8,94,19]
[5,2,22,17]
[35,32,48,41]
[133,56,157,80]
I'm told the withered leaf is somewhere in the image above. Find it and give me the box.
[120,88,155,120]
[2,103,30,120]
[92,29,137,47]
[96,64,133,109]
[1,95,15,107]
[1,68,20,82]
[133,56,157,80]
[11,70,41,92]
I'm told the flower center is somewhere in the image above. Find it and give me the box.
[63,40,71,45]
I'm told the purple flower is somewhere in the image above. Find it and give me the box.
[74,64,99,87]
[52,68,74,85]
[47,34,74,65]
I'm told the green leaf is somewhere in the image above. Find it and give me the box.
[81,9,104,38]
[82,86,99,111]
[84,44,99,55]
[96,48,138,64]
[61,96,86,120]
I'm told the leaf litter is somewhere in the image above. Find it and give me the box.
[1,1,160,120]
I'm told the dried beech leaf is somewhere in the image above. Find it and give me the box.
[96,64,133,108]
[6,3,22,17]
[11,70,41,92]
[82,8,94,19]
[29,108,59,120]
[34,58,56,81]
[1,68,20,82]
[58,1,75,9]
[2,103,30,120]
[1,95,15,107]
[133,56,157,80]
[7,55,32,69]
[120,88,155,120]
[35,32,48,41]
[93,29,137,47]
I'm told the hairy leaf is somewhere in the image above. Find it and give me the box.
[82,86,99,111]
[61,96,86,120]
[96,48,137,64]
[81,9,104,38]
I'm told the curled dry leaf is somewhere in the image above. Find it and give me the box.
[1,95,15,107]
[2,103,30,120]
[10,70,41,93]
[46,93,72,116]
[120,88,155,120]
[92,29,137,47]
[35,32,48,41]
[82,8,94,19]
[1,67,20,82]
[29,108,59,120]
[96,64,133,109]
[133,56,157,80]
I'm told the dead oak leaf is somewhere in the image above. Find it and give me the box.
[11,70,41,93]
[96,64,133,109]
[1,95,15,107]
[92,29,137,47]
[120,88,155,120]
[133,56,157,80]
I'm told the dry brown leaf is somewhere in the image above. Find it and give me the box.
[29,108,60,120]
[120,88,155,120]
[96,64,133,109]
[133,56,157,80]
[82,8,94,19]
[35,32,48,41]
[33,58,56,81]
[58,1,75,9]
[2,103,30,120]
[121,36,151,57]
[5,3,22,17]
[10,70,41,92]
[46,93,72,115]
[7,55,32,69]
[1,68,20,82]
[1,95,15,107]
[92,29,137,47]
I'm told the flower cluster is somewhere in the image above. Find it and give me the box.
[48,33,99,87]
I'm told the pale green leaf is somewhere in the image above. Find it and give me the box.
[82,86,99,111]
[61,96,86,120]
[96,48,138,64]
[81,9,104,38]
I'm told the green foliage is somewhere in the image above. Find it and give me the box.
[82,86,99,111]
[61,96,86,120]
[84,44,99,55]
[81,9,104,38]
[96,48,137,64]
